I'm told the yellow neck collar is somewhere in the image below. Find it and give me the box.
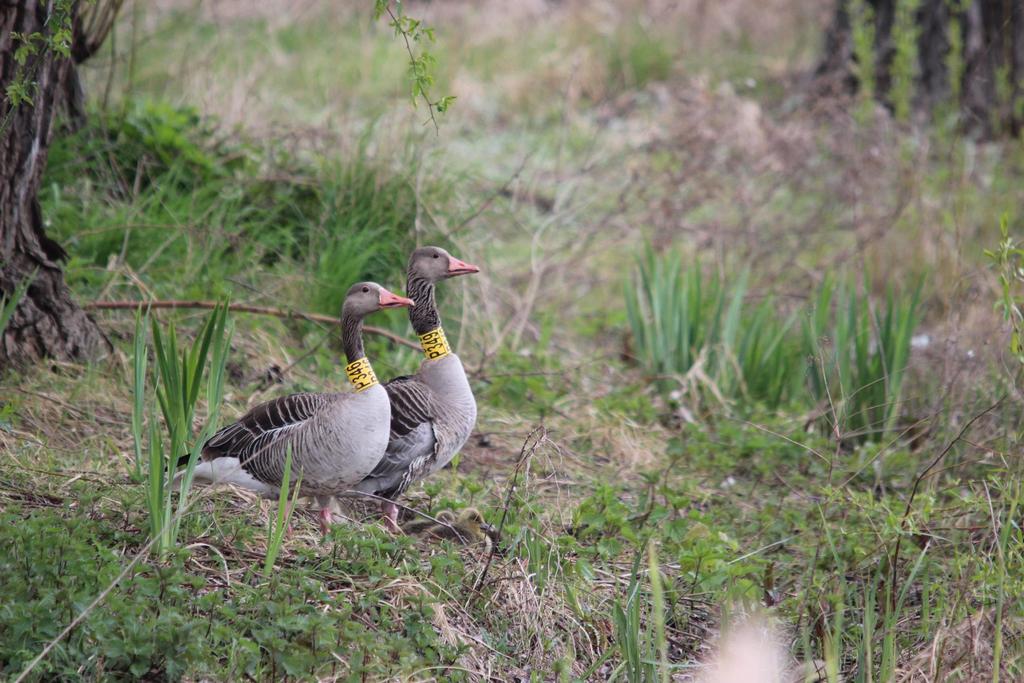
[345,357,379,392]
[419,327,452,360]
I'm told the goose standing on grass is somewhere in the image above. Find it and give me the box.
[353,246,480,531]
[186,282,413,533]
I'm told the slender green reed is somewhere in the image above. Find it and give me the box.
[130,307,148,482]
[603,541,675,682]
[804,276,921,444]
[647,542,670,683]
[610,548,656,683]
[264,447,301,574]
[880,546,929,680]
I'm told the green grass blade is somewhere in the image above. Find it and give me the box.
[131,307,149,482]
[647,540,669,683]
[265,447,300,574]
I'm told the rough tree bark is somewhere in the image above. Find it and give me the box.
[817,0,1024,136]
[0,1,120,367]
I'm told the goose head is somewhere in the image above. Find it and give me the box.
[409,246,480,283]
[342,282,414,317]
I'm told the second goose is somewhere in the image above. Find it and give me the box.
[354,246,480,531]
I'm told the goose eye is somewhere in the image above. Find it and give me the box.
[362,286,369,293]
[432,253,439,259]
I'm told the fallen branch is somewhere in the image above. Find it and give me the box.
[85,300,420,351]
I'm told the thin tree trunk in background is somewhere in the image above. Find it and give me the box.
[0,1,119,367]
[817,0,1024,137]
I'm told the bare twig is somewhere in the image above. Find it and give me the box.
[84,299,420,351]
[472,425,546,593]
[888,397,1004,608]
[444,155,532,238]
[382,3,439,135]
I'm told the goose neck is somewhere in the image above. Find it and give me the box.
[341,312,379,392]
[340,312,365,363]
[408,274,441,336]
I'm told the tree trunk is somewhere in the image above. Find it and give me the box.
[1,1,116,367]
[817,0,1024,137]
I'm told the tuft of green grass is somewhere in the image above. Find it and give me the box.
[139,303,232,555]
[604,21,674,91]
[624,248,803,411]
[803,276,922,444]
[305,148,419,315]
[626,248,922,440]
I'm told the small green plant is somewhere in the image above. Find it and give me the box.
[0,274,31,338]
[373,0,455,130]
[890,0,921,122]
[138,304,232,554]
[985,215,1024,368]
[803,276,921,444]
[610,549,658,683]
[850,0,877,124]
[624,249,802,410]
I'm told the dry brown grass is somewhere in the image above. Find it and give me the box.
[897,608,1024,682]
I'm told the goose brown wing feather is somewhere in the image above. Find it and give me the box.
[355,377,439,499]
[385,376,436,438]
[202,392,330,463]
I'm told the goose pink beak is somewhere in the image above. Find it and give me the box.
[447,255,480,276]
[378,288,415,309]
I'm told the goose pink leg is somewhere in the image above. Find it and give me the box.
[381,501,403,534]
[319,506,334,536]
